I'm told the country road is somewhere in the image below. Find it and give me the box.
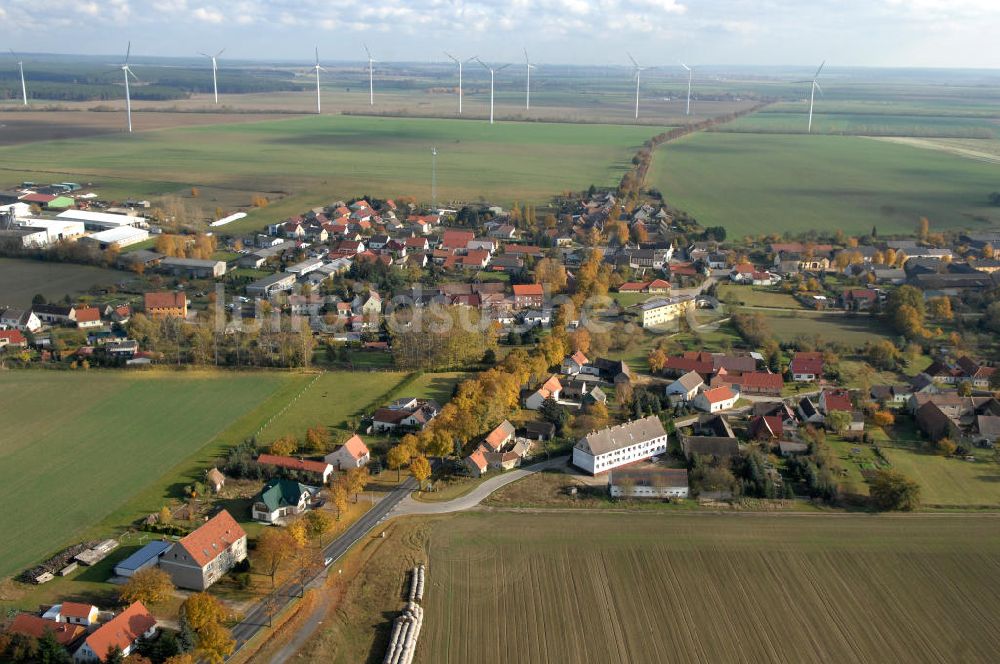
[224,476,417,659]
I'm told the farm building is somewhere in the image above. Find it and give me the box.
[15,217,85,243]
[144,291,187,319]
[113,540,172,578]
[691,386,738,413]
[160,257,227,278]
[7,614,85,648]
[57,209,147,230]
[256,454,333,483]
[246,272,297,297]
[80,226,150,250]
[159,510,247,591]
[609,467,689,499]
[573,416,669,475]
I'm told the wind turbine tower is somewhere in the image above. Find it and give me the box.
[199,48,225,104]
[9,50,26,105]
[313,47,327,114]
[445,52,475,114]
[806,61,825,133]
[523,48,536,110]
[364,44,377,106]
[118,42,138,133]
[680,62,693,115]
[627,53,646,120]
[474,58,509,125]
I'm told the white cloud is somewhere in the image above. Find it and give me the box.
[192,7,224,23]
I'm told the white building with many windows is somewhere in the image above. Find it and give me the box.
[572,415,668,475]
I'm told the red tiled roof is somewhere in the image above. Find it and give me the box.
[257,454,331,475]
[484,420,515,451]
[82,601,156,662]
[176,510,246,568]
[61,602,97,619]
[822,389,852,412]
[9,614,85,646]
[341,434,369,459]
[468,446,488,471]
[504,244,542,256]
[75,306,101,323]
[570,350,589,366]
[0,330,27,344]
[701,386,736,404]
[513,284,544,296]
[618,281,648,292]
[540,375,562,395]
[144,291,185,310]
[736,372,784,390]
[20,193,56,203]
[647,278,671,290]
[790,352,824,375]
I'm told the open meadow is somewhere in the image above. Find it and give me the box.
[649,131,1000,235]
[0,114,666,221]
[293,511,1000,664]
[0,370,299,579]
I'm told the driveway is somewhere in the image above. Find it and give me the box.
[391,455,570,517]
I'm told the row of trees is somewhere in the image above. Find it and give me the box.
[389,305,499,370]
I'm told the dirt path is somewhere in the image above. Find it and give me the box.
[869,136,1000,165]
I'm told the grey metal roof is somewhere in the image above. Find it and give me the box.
[576,415,666,456]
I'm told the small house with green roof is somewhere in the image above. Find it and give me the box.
[251,477,317,524]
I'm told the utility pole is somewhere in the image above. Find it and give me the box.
[431,147,437,210]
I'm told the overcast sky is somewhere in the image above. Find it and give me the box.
[4,0,1000,69]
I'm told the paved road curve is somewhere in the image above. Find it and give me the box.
[225,477,418,656]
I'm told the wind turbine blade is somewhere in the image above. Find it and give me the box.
[474,57,489,71]
[216,48,226,57]
[315,46,320,65]
[496,64,511,72]
[319,66,328,72]
[125,41,131,64]
[128,68,140,81]
[815,60,825,78]
[9,48,16,59]
[680,62,691,71]
[364,43,373,60]
[445,51,458,63]
[524,48,530,65]
[814,80,824,96]
[626,52,639,68]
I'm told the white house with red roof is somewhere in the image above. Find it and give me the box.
[0,329,27,348]
[325,434,371,469]
[561,350,591,375]
[819,389,852,414]
[483,420,516,452]
[159,510,247,591]
[72,601,156,663]
[74,306,103,329]
[524,375,563,410]
[464,446,489,478]
[789,351,823,382]
[691,386,738,413]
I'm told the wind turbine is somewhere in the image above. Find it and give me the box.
[117,42,138,133]
[364,44,376,106]
[445,52,475,114]
[313,47,327,114]
[474,58,509,125]
[680,62,693,115]
[523,48,536,110]
[627,52,647,120]
[9,50,26,105]
[198,47,225,104]
[800,61,825,133]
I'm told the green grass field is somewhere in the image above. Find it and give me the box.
[0,257,136,308]
[736,308,894,346]
[649,132,1000,235]
[410,512,1000,663]
[0,370,297,579]
[0,115,665,226]
[719,109,1000,138]
[882,448,1000,508]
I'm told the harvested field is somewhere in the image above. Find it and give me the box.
[0,257,135,308]
[414,512,1000,664]
[0,110,303,146]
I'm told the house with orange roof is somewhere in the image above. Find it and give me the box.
[691,386,738,413]
[561,350,591,375]
[159,510,247,591]
[483,420,516,452]
[8,614,85,648]
[325,434,371,469]
[524,375,563,410]
[464,446,489,478]
[143,291,187,319]
[512,283,544,309]
[58,602,100,627]
[74,306,102,329]
[72,601,156,662]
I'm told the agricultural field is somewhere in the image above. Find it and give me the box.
[734,308,894,346]
[295,511,1000,663]
[718,109,1000,138]
[649,131,1000,235]
[0,257,137,308]
[717,284,803,309]
[0,114,667,220]
[0,370,298,579]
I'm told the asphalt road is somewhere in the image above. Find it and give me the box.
[226,476,418,655]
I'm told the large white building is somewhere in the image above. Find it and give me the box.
[80,226,150,250]
[57,209,148,230]
[573,415,669,475]
[632,295,695,329]
[16,217,86,244]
